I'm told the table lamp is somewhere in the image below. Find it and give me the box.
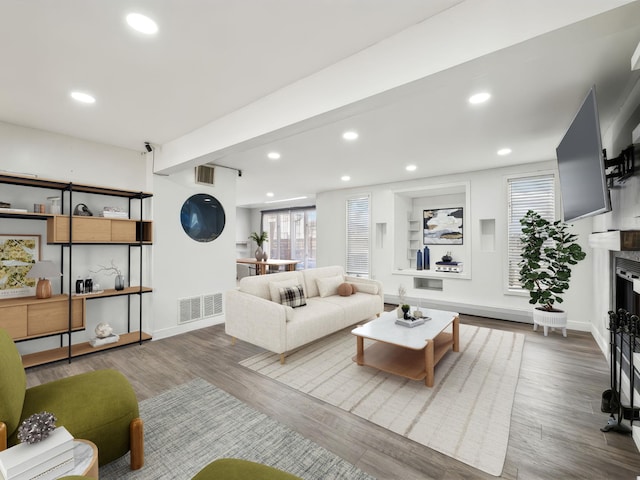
[26,261,61,299]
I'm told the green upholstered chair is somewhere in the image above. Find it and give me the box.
[192,458,302,480]
[0,328,144,469]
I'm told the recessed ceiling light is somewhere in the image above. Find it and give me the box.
[342,131,358,141]
[497,148,512,156]
[266,192,274,197]
[267,152,281,160]
[468,92,491,104]
[341,175,351,181]
[406,165,417,172]
[70,91,96,104]
[126,13,158,34]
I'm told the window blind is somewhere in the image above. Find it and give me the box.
[507,175,555,289]
[346,196,370,277]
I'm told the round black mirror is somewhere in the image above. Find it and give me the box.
[180,194,226,242]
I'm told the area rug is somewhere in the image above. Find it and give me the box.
[240,324,524,476]
[99,378,374,479]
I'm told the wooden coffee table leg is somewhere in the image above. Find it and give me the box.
[424,340,435,387]
[356,336,364,365]
[453,316,460,352]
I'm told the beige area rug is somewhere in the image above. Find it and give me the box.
[240,324,525,476]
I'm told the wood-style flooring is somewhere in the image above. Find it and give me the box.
[25,312,640,479]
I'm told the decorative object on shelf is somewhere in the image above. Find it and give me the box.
[47,196,61,215]
[423,246,430,270]
[435,261,463,273]
[441,251,453,262]
[90,260,124,290]
[519,209,586,336]
[180,193,226,242]
[84,276,93,293]
[115,274,125,291]
[73,203,93,216]
[95,322,113,339]
[249,231,269,261]
[416,250,423,270]
[101,206,128,218]
[262,250,268,261]
[0,234,40,299]
[423,207,463,245]
[75,276,84,294]
[17,411,57,444]
[26,260,61,299]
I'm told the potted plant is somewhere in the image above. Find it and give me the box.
[518,210,586,335]
[249,231,269,261]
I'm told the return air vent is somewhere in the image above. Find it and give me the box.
[203,292,223,317]
[195,165,215,186]
[178,296,202,324]
[178,293,223,324]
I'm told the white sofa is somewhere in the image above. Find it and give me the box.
[225,265,384,362]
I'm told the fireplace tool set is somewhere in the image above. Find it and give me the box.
[601,309,640,433]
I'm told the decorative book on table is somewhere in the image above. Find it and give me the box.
[395,317,429,327]
[0,426,74,480]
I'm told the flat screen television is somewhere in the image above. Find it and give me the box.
[556,86,611,222]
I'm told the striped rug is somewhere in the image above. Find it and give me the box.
[240,324,524,476]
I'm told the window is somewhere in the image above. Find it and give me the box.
[262,207,316,269]
[507,174,555,290]
[346,195,370,277]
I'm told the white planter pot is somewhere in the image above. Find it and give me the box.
[532,308,567,337]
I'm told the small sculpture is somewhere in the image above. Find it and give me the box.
[95,322,113,338]
[18,411,57,444]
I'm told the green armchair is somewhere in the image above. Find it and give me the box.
[0,328,144,469]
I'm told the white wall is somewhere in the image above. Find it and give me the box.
[151,167,236,339]
[317,160,594,331]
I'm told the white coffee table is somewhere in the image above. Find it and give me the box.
[351,308,459,387]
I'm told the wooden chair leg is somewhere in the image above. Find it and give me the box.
[280,353,286,364]
[231,336,236,345]
[130,417,144,470]
[0,421,6,451]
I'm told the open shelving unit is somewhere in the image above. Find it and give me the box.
[0,172,153,367]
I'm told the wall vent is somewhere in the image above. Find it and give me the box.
[203,292,223,317]
[178,293,223,324]
[195,165,215,185]
[178,296,202,324]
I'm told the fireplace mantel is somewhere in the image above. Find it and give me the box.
[588,230,640,251]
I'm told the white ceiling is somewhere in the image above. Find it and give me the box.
[1,1,640,208]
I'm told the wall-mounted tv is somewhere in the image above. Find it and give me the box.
[556,86,611,222]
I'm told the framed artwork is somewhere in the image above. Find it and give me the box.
[423,208,463,245]
[0,234,41,298]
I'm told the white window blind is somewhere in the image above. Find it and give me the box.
[346,196,370,277]
[507,175,555,289]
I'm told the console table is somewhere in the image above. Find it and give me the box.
[236,258,300,275]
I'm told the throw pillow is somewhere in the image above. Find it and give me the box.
[316,275,344,298]
[349,282,378,295]
[269,278,303,304]
[279,285,307,308]
[337,282,353,296]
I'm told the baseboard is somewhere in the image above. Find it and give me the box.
[152,316,224,340]
[384,295,592,331]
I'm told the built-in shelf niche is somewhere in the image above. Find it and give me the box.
[393,181,471,278]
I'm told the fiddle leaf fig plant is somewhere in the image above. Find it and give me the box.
[518,210,586,312]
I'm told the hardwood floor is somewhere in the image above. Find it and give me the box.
[25,313,640,479]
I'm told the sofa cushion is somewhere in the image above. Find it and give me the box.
[239,271,303,301]
[316,275,344,298]
[269,277,305,303]
[337,282,353,296]
[349,281,379,295]
[279,285,307,308]
[302,266,345,298]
